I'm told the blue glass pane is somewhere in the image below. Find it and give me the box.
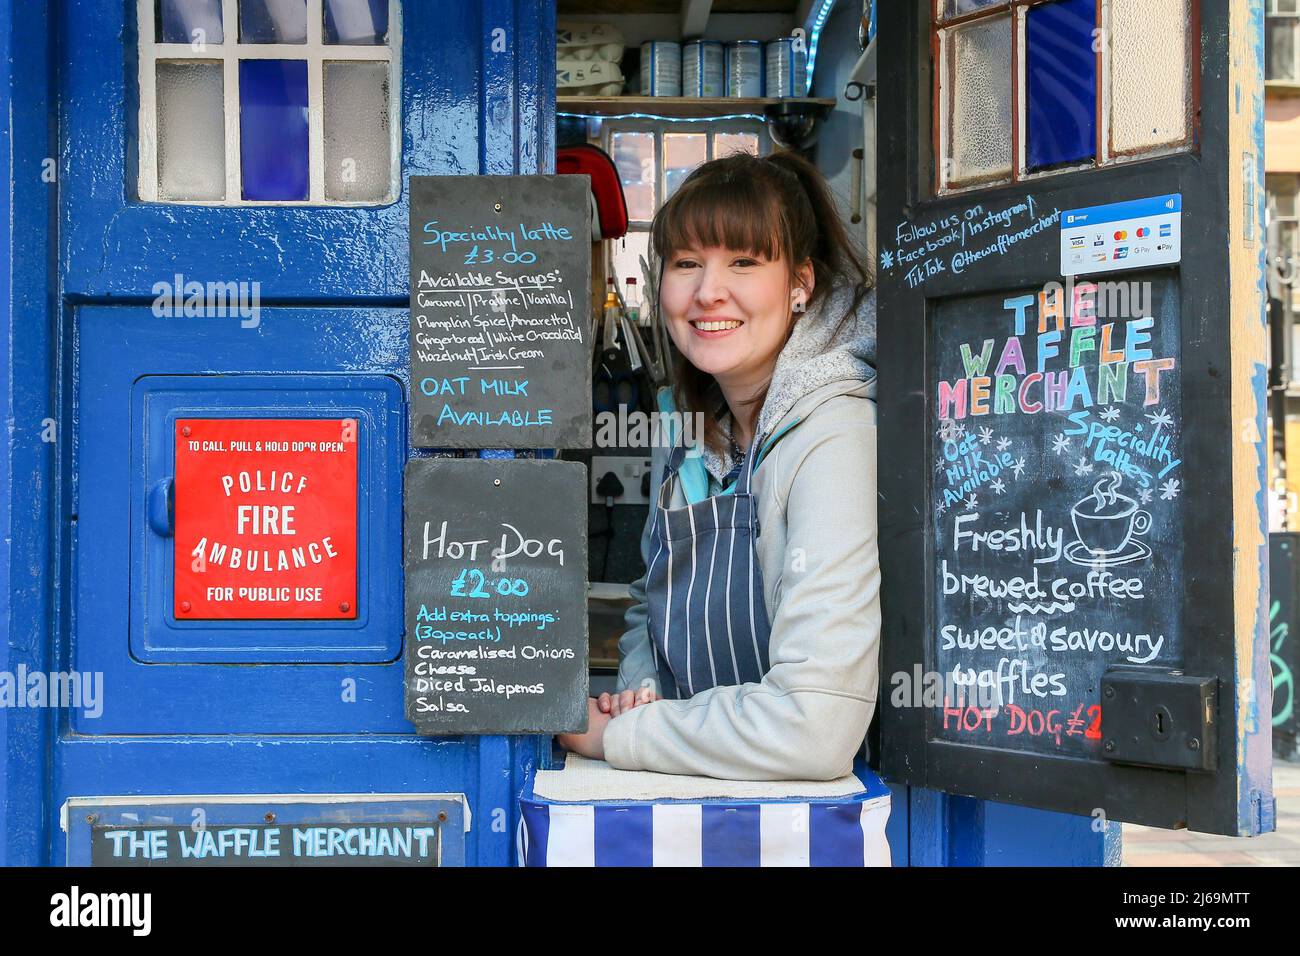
[158,0,223,44]
[324,0,389,45]
[239,59,309,200]
[239,0,307,43]
[1026,0,1097,171]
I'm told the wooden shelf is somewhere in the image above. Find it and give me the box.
[558,95,836,118]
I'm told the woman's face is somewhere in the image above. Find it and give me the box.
[659,245,811,389]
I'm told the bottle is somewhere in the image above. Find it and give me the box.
[602,278,621,349]
[624,277,642,327]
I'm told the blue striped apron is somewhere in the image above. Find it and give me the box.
[645,425,795,700]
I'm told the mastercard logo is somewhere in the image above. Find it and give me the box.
[1113,230,1128,240]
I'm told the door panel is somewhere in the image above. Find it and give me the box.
[75,305,408,734]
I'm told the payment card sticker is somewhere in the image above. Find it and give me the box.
[1059,193,1181,277]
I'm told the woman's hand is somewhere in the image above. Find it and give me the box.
[557,698,613,760]
[596,686,659,716]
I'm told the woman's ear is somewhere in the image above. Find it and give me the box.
[792,260,815,314]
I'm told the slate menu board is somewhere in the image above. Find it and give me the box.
[1270,533,1299,738]
[408,175,591,448]
[404,458,588,734]
[930,271,1183,757]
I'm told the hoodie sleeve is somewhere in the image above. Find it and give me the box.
[602,398,881,780]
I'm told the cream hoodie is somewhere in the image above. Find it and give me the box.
[604,281,881,781]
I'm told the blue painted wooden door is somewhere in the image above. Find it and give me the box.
[40,0,555,866]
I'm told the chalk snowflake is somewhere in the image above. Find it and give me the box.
[996,437,1012,452]
[1159,478,1181,500]
[1138,487,1154,505]
[991,478,1006,495]
[965,494,978,511]
[1011,457,1026,479]
[1073,457,1094,477]
[879,248,895,271]
[938,418,963,442]
[1051,434,1071,456]
[978,426,994,445]
[935,499,949,517]
[1100,405,1121,422]
[1146,408,1174,430]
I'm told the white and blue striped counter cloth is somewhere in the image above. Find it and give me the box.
[518,755,892,867]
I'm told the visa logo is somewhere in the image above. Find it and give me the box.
[1070,236,1086,248]
[1093,234,1105,246]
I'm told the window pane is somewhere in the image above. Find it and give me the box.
[1026,0,1097,171]
[1268,19,1298,82]
[1277,1,1299,15]
[324,61,391,201]
[239,59,309,200]
[156,61,226,200]
[714,132,759,159]
[610,232,651,300]
[664,132,707,200]
[611,131,655,221]
[158,0,223,45]
[1268,174,1298,217]
[944,15,1012,186]
[943,0,1006,18]
[239,0,307,43]
[1109,0,1190,153]
[324,0,389,45]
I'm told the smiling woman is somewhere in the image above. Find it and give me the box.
[557,150,883,781]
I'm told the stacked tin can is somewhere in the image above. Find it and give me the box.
[640,40,681,96]
[764,36,808,98]
[725,40,763,97]
[682,39,725,97]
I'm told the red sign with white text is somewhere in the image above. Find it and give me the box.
[174,418,359,619]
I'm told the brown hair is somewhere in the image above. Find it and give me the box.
[649,149,872,456]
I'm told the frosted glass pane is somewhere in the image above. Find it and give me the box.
[610,131,655,221]
[156,61,226,201]
[714,132,759,159]
[324,0,388,45]
[945,15,1012,186]
[1110,0,1190,153]
[664,133,707,200]
[323,61,391,201]
[240,0,307,43]
[158,0,223,45]
[943,0,1005,17]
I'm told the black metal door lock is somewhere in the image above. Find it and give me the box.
[1100,668,1217,772]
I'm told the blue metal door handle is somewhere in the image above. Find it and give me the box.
[147,477,173,537]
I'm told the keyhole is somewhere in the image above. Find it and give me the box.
[1152,705,1172,740]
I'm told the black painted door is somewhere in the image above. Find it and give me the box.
[876,0,1274,835]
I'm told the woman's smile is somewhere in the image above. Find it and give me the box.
[689,316,745,336]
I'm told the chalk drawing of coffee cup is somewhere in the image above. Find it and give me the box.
[1065,473,1152,567]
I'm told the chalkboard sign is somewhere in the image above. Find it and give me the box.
[1270,533,1299,740]
[404,458,588,733]
[408,175,592,448]
[930,272,1183,757]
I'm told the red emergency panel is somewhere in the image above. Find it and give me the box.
[173,418,359,620]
